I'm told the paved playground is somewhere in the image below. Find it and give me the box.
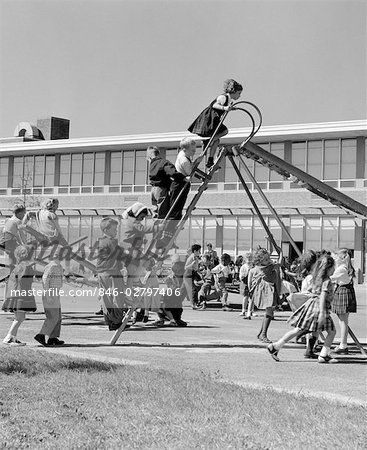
[1,283,366,405]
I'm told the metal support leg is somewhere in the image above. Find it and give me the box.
[235,154,302,257]
[110,307,134,346]
[228,155,281,254]
[348,326,367,356]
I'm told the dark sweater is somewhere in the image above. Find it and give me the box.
[149,157,184,188]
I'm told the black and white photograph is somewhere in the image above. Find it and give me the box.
[0,0,366,448]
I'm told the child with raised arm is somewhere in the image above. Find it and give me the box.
[330,248,357,354]
[188,79,243,168]
[2,245,37,346]
[267,254,337,364]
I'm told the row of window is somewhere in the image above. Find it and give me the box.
[0,138,365,189]
[53,215,356,257]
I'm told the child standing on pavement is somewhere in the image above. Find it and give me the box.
[267,254,337,364]
[188,79,243,168]
[330,248,357,354]
[248,248,282,343]
[34,247,65,346]
[211,253,232,311]
[2,245,37,346]
[239,251,253,319]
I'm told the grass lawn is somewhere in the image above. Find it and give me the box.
[0,347,366,449]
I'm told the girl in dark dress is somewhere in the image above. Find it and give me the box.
[188,79,243,168]
[2,245,37,346]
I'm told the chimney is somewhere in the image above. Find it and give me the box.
[36,117,70,140]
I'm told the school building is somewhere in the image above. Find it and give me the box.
[0,118,366,281]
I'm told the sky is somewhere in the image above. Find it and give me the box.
[0,0,366,139]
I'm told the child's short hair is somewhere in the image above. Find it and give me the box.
[14,245,33,262]
[191,244,201,253]
[100,217,118,233]
[180,137,196,150]
[223,79,243,94]
[42,198,59,211]
[12,203,26,214]
[221,253,231,265]
[146,146,160,159]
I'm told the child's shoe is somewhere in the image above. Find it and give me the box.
[176,319,187,327]
[47,338,65,346]
[332,346,349,355]
[34,334,47,346]
[304,350,318,359]
[318,355,338,364]
[3,336,26,346]
[267,343,280,362]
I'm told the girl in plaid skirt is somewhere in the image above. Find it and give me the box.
[330,248,357,354]
[267,254,337,363]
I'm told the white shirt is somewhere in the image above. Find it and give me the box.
[175,150,192,177]
[3,215,26,244]
[330,264,352,285]
[239,263,249,281]
[211,263,230,278]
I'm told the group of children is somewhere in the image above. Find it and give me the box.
[267,248,357,363]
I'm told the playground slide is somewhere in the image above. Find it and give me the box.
[240,141,367,219]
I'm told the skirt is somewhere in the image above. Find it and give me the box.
[288,296,335,332]
[240,281,249,297]
[2,296,36,312]
[331,284,357,314]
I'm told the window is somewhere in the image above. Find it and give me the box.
[134,151,147,185]
[45,156,55,186]
[110,152,122,185]
[253,217,267,248]
[13,157,23,187]
[223,217,237,254]
[323,139,339,180]
[339,218,355,249]
[254,143,269,182]
[305,218,321,250]
[33,156,44,186]
[190,217,203,246]
[290,217,304,242]
[322,217,338,251]
[292,142,306,171]
[94,153,105,185]
[122,151,134,185]
[203,217,217,248]
[60,154,71,186]
[269,143,284,181]
[0,157,9,188]
[224,157,237,182]
[70,154,82,186]
[23,156,34,182]
[269,217,282,243]
[238,217,252,252]
[340,139,356,180]
[307,141,322,179]
[82,153,94,186]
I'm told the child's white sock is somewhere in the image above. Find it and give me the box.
[274,338,286,350]
[338,343,347,349]
[320,346,331,357]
